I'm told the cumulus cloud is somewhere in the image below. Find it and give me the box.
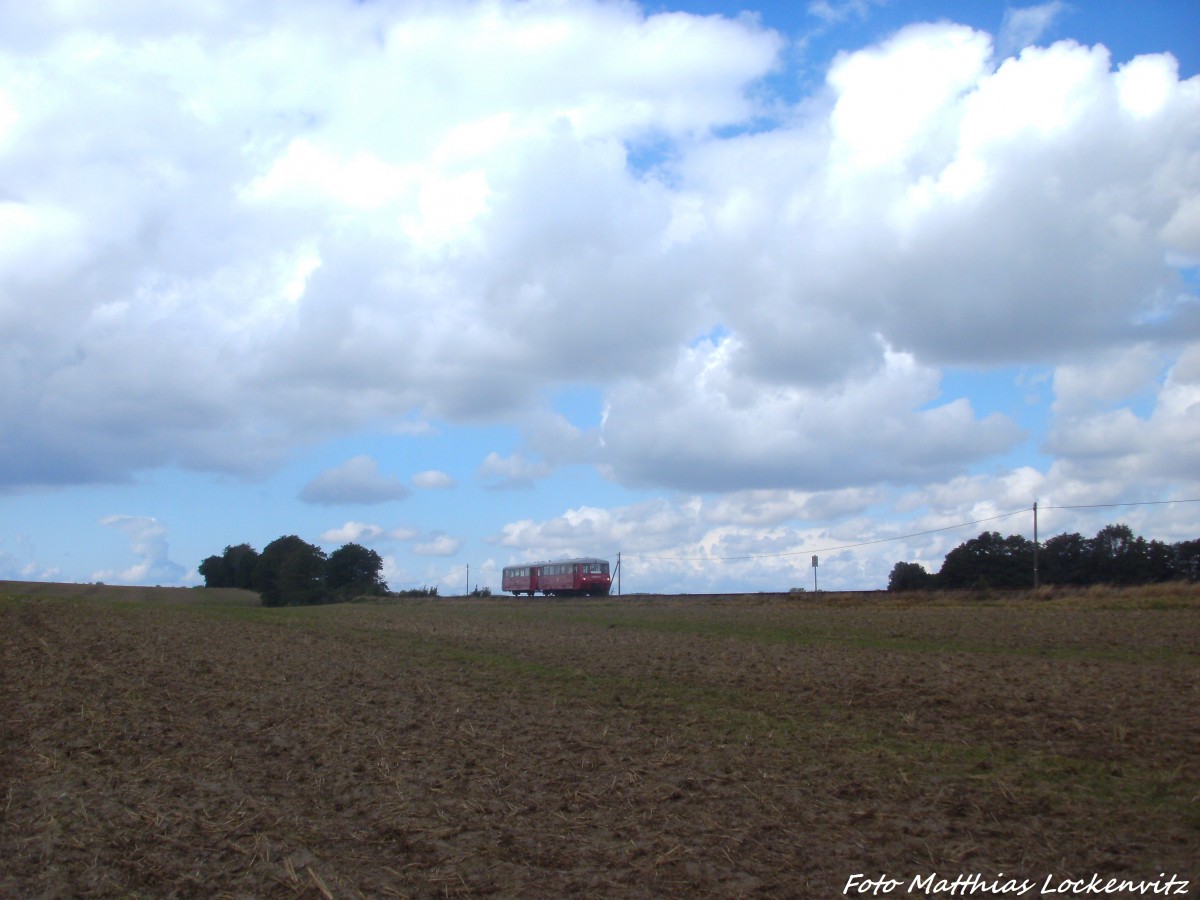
[0,534,61,582]
[414,533,464,557]
[807,0,884,26]
[681,29,1197,374]
[599,336,1022,491]
[318,521,385,544]
[412,470,456,490]
[492,499,695,560]
[318,520,420,543]
[0,1,1196,520]
[488,491,1005,593]
[1050,344,1166,416]
[1045,343,1200,485]
[488,328,1200,590]
[998,2,1068,57]
[478,452,553,490]
[93,515,186,585]
[0,1,780,489]
[299,456,411,505]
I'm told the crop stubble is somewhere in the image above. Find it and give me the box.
[1,587,1197,897]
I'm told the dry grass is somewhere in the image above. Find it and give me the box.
[2,583,1197,897]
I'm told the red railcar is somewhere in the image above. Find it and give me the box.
[500,563,540,596]
[502,557,611,597]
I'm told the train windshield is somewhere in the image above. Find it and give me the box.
[583,562,608,574]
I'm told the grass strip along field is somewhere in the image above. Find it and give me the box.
[1,583,1197,897]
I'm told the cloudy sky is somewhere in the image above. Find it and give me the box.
[2,0,1197,594]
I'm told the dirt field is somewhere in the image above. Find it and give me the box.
[2,583,1197,898]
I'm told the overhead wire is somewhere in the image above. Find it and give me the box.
[414,497,1198,589]
[1041,498,1200,511]
[616,497,1200,563]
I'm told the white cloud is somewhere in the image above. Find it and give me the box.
[488,490,1024,593]
[1046,342,1200,484]
[806,0,883,26]
[1051,344,1165,415]
[0,1,780,489]
[997,2,1068,57]
[599,336,1022,491]
[414,533,464,557]
[412,470,456,490]
[828,23,991,172]
[318,521,385,544]
[489,401,1200,586]
[299,456,411,505]
[93,515,186,585]
[318,520,421,544]
[1115,53,1178,120]
[0,533,61,582]
[478,452,553,490]
[488,449,1196,592]
[655,30,1199,410]
[492,499,699,561]
[0,1,1196,550]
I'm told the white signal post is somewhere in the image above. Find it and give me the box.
[812,555,818,592]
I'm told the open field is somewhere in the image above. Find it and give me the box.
[2,582,1198,898]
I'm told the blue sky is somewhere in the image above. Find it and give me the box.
[2,0,1198,593]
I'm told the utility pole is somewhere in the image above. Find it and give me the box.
[617,552,621,596]
[466,564,469,597]
[1032,502,1039,590]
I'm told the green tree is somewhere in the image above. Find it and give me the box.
[325,543,387,599]
[198,554,230,588]
[222,543,260,590]
[937,531,1034,590]
[887,561,934,591]
[1041,532,1091,585]
[1173,539,1200,581]
[1088,523,1147,585]
[254,535,327,606]
[1145,539,1176,582]
[200,544,261,590]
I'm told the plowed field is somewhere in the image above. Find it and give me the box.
[2,584,1198,898]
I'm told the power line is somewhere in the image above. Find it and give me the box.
[1042,498,1200,511]
[619,497,1200,564]
[389,498,1199,588]
[623,508,1029,562]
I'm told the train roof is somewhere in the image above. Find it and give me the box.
[504,557,609,568]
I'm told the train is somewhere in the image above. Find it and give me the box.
[501,557,612,596]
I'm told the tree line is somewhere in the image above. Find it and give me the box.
[888,523,1200,591]
[199,536,389,606]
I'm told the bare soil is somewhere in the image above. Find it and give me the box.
[2,584,1197,898]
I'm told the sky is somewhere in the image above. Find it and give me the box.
[1,0,1198,595]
